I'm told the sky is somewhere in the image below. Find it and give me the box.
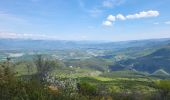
[0,0,170,41]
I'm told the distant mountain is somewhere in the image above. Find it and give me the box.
[109,46,170,73]
[0,39,85,50]
[0,38,170,51]
[1,38,170,75]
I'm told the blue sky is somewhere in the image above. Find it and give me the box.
[0,0,170,41]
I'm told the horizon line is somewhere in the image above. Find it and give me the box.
[0,37,170,43]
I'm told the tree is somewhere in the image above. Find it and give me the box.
[33,55,65,81]
[34,55,48,81]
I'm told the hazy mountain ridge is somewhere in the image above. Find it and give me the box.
[0,38,170,50]
[110,46,170,73]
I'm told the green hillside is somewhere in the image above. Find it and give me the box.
[152,69,170,76]
[110,46,170,74]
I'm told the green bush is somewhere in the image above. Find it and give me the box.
[155,80,170,100]
[78,81,97,96]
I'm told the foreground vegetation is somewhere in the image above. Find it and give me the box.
[0,56,170,100]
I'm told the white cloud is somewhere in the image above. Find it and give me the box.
[103,10,159,26]
[102,15,115,26]
[165,21,170,24]
[107,15,116,21]
[116,14,126,20]
[126,10,159,19]
[102,20,112,26]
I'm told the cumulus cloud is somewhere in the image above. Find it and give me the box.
[102,20,112,26]
[102,15,115,26]
[126,10,159,19]
[102,10,159,26]
[116,14,126,20]
[107,15,116,21]
[165,21,170,24]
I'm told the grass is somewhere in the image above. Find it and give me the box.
[78,76,158,93]
[92,76,113,81]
